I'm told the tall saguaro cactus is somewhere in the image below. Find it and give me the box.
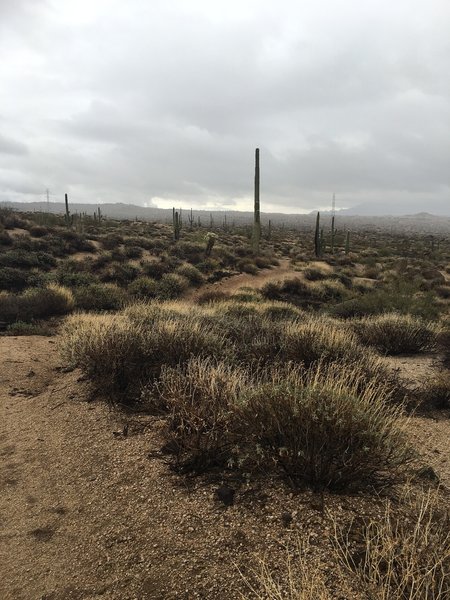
[65,193,71,228]
[314,211,321,257]
[173,208,181,240]
[253,147,261,253]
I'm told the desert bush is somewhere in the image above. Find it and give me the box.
[29,225,49,238]
[175,263,204,285]
[55,270,97,288]
[74,283,127,311]
[100,233,123,249]
[196,289,231,304]
[141,260,171,280]
[60,311,228,403]
[124,245,143,259]
[154,357,249,470]
[254,255,273,269]
[128,276,159,299]
[170,241,204,263]
[436,329,450,368]
[238,260,258,275]
[0,267,34,292]
[349,313,437,355]
[6,321,53,336]
[101,262,140,285]
[330,286,440,320]
[311,280,349,302]
[236,361,410,489]
[335,489,450,600]
[241,537,332,600]
[1,284,74,323]
[0,230,13,246]
[303,267,327,281]
[21,284,75,319]
[0,249,56,270]
[158,273,190,299]
[435,285,450,299]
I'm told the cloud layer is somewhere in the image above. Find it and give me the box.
[1,0,449,212]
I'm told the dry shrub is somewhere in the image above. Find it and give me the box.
[237,361,410,490]
[154,357,249,470]
[335,488,450,599]
[196,289,231,304]
[60,310,228,403]
[0,284,74,322]
[280,317,364,367]
[349,313,436,355]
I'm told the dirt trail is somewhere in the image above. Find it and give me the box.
[1,337,449,598]
[186,258,296,301]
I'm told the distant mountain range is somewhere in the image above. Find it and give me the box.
[333,199,450,217]
[1,200,450,233]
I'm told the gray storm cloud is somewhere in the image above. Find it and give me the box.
[0,0,449,213]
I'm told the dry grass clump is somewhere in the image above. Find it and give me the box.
[240,538,332,600]
[154,357,250,470]
[60,310,228,403]
[335,489,450,599]
[237,361,410,490]
[349,313,437,355]
[0,284,74,322]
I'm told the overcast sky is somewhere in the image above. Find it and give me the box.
[1,0,449,213]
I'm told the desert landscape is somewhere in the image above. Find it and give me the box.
[0,205,449,599]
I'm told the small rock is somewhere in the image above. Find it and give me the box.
[215,485,235,506]
[281,512,293,527]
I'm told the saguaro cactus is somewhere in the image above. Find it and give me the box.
[173,209,181,240]
[65,193,71,228]
[314,211,321,257]
[253,147,261,253]
[345,231,350,255]
[331,215,335,253]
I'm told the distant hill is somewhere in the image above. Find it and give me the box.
[335,199,450,217]
[1,200,450,234]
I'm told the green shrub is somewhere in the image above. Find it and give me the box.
[237,362,410,489]
[128,276,158,299]
[124,245,143,259]
[349,314,436,355]
[0,267,34,292]
[55,270,97,288]
[21,284,75,319]
[175,264,204,285]
[330,287,440,320]
[74,284,127,311]
[158,273,190,299]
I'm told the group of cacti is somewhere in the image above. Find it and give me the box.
[314,211,351,257]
